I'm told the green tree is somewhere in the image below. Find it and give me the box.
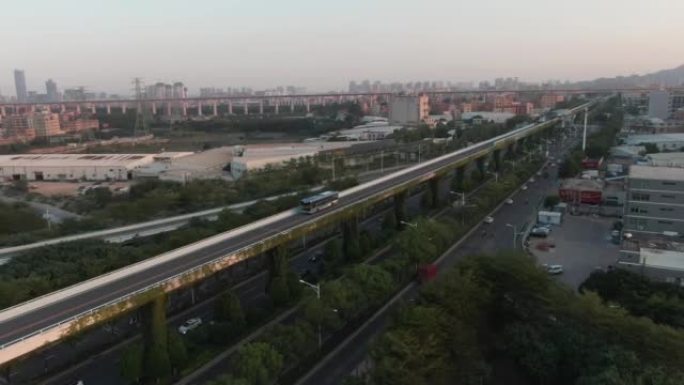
[544,195,561,209]
[214,289,245,328]
[205,375,250,385]
[143,296,171,381]
[167,329,188,374]
[234,342,284,385]
[120,343,143,384]
[641,142,660,154]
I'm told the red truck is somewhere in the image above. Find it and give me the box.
[417,263,438,283]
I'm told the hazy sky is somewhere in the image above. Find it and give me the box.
[1,0,683,96]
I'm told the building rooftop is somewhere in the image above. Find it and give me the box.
[0,153,155,168]
[624,133,684,145]
[560,178,603,190]
[629,165,684,182]
[646,152,684,165]
[640,248,684,271]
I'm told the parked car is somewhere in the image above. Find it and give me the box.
[178,318,202,335]
[521,185,528,190]
[505,198,514,205]
[529,177,536,183]
[542,264,564,275]
[483,216,494,224]
[530,227,550,237]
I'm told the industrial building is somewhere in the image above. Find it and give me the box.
[0,154,157,181]
[228,142,352,180]
[623,133,684,152]
[461,111,515,124]
[623,165,684,236]
[618,165,684,283]
[644,152,684,168]
[388,94,430,125]
[558,178,604,205]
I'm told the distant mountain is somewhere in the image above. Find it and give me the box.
[570,64,684,89]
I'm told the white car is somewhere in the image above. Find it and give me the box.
[521,185,528,190]
[178,317,202,335]
[529,177,536,183]
[505,198,514,205]
[483,216,494,224]
[543,264,564,275]
[536,171,542,176]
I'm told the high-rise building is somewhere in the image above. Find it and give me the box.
[388,94,430,125]
[648,90,684,120]
[45,79,59,102]
[14,70,28,102]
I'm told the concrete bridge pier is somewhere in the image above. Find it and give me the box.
[259,100,264,115]
[429,176,441,209]
[274,102,279,115]
[243,101,248,115]
[122,104,127,114]
[151,102,157,115]
[228,101,233,115]
[212,102,218,117]
[394,190,408,230]
[106,104,111,114]
[197,102,203,116]
[342,215,360,261]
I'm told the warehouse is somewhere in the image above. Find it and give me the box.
[0,154,157,181]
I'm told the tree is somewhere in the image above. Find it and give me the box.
[120,343,144,384]
[234,342,284,385]
[214,289,245,328]
[167,329,188,374]
[143,296,171,381]
[641,143,660,154]
[544,195,561,209]
[269,276,290,306]
[205,375,250,385]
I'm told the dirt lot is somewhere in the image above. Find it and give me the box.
[28,181,132,197]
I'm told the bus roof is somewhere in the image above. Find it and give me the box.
[300,190,338,204]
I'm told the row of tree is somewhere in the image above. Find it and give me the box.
[360,252,684,385]
[196,153,547,384]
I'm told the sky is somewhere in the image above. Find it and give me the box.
[1,0,683,96]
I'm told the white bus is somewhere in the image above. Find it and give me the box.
[300,191,339,214]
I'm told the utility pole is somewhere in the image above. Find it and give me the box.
[133,78,148,137]
[582,107,588,151]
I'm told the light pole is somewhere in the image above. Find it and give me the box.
[400,220,418,228]
[506,223,524,249]
[299,279,322,349]
[449,191,465,207]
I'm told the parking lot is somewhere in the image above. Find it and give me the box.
[527,214,620,289]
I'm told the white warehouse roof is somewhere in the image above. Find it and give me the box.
[0,154,156,169]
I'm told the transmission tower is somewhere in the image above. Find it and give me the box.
[133,78,149,137]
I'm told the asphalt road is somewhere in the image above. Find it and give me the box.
[0,139,496,348]
[297,138,578,385]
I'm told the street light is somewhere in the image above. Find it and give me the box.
[299,279,322,349]
[449,191,465,207]
[506,223,525,249]
[400,220,418,228]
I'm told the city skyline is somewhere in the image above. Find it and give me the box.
[1,0,683,96]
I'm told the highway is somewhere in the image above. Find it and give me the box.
[29,172,435,385]
[0,104,592,363]
[296,135,578,385]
